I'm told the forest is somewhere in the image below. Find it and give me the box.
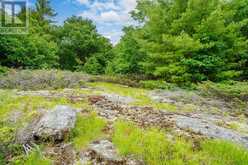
[0,0,247,84]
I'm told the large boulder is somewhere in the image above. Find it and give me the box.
[17,105,76,144]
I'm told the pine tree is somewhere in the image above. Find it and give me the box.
[35,0,56,24]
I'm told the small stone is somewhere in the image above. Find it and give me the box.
[88,140,123,163]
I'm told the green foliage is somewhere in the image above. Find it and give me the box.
[0,151,5,165]
[0,3,112,74]
[0,33,58,69]
[56,16,112,72]
[140,80,176,90]
[0,126,15,144]
[112,0,248,83]
[199,81,248,101]
[1,0,248,84]
[106,27,144,75]
[83,55,105,75]
[34,0,56,24]
[72,113,107,150]
[0,66,8,75]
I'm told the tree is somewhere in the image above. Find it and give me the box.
[106,27,145,75]
[118,0,248,83]
[56,16,112,73]
[35,0,56,24]
[0,3,59,69]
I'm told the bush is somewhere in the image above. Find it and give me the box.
[198,81,248,101]
[0,66,9,75]
[0,70,90,90]
[139,80,176,90]
[90,74,140,87]
[0,69,143,90]
[83,56,104,75]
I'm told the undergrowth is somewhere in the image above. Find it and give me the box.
[0,70,89,90]
[199,81,248,101]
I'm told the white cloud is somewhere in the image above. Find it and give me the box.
[100,10,120,22]
[76,0,137,44]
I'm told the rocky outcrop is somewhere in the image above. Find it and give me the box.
[89,95,248,148]
[101,93,135,104]
[16,105,76,144]
[175,115,248,148]
[149,90,231,112]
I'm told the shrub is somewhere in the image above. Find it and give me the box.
[139,80,176,90]
[83,56,104,75]
[89,75,140,87]
[198,81,248,101]
[0,66,9,75]
[0,70,90,90]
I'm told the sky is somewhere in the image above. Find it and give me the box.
[30,0,138,44]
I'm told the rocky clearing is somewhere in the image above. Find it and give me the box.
[1,79,248,164]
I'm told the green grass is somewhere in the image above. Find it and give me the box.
[14,146,52,165]
[72,113,107,150]
[201,140,248,165]
[112,121,248,165]
[112,121,199,165]
[0,90,92,120]
[0,90,95,163]
[88,82,177,111]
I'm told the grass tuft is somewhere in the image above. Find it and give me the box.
[72,113,107,150]
[23,147,52,165]
[201,140,248,165]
